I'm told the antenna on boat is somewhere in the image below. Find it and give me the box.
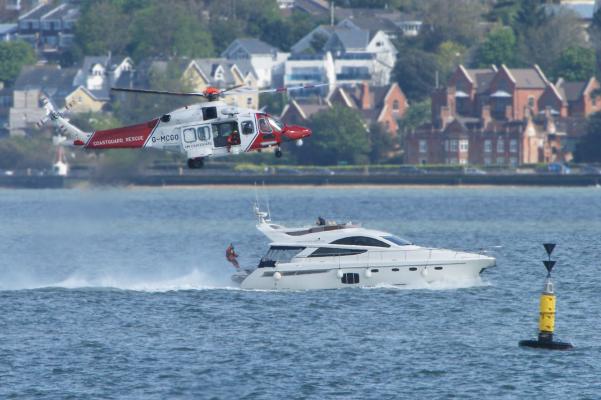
[253,182,271,223]
[262,181,272,221]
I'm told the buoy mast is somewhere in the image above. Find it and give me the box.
[519,243,573,350]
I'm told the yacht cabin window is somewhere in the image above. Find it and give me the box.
[331,236,390,248]
[382,235,412,246]
[309,248,367,257]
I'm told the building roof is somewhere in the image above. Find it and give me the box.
[545,2,598,20]
[14,65,78,106]
[43,3,79,21]
[558,80,588,102]
[226,38,278,56]
[508,68,548,89]
[333,28,370,51]
[19,3,78,21]
[464,68,497,94]
[292,0,329,15]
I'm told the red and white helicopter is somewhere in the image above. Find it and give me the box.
[40,83,324,168]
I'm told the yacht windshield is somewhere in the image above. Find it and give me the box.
[383,235,412,246]
[262,246,305,263]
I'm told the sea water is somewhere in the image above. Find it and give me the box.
[1,187,600,399]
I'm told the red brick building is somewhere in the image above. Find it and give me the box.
[406,64,600,166]
[281,83,408,136]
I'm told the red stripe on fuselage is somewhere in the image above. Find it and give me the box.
[85,119,159,149]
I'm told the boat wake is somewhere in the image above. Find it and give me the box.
[1,269,239,292]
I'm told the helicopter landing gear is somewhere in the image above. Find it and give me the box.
[187,157,204,169]
[275,148,283,158]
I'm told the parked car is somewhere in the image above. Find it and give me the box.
[581,165,601,175]
[541,163,571,175]
[398,165,427,175]
[463,167,487,175]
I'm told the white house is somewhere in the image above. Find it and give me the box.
[222,38,289,88]
[287,24,398,90]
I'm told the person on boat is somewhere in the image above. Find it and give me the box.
[316,216,326,226]
[226,243,240,269]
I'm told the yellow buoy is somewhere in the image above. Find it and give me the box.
[519,243,573,350]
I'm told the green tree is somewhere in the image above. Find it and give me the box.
[486,0,521,25]
[420,0,487,50]
[552,46,595,81]
[130,2,214,60]
[368,122,395,164]
[0,41,36,84]
[74,1,131,56]
[517,9,586,74]
[113,61,192,124]
[436,41,467,83]
[392,46,437,102]
[474,26,517,67]
[398,99,431,134]
[574,112,601,162]
[296,106,369,165]
[591,8,601,80]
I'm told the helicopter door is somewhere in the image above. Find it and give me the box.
[211,121,241,156]
[182,125,213,158]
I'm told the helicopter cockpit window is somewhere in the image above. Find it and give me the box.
[202,107,218,121]
[196,126,210,141]
[241,121,254,135]
[268,116,284,131]
[258,118,272,133]
[183,128,196,143]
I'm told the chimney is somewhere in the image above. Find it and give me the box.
[505,104,513,121]
[481,104,491,127]
[440,106,452,129]
[360,82,370,110]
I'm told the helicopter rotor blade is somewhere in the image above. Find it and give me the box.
[257,83,329,94]
[111,87,207,97]
[219,84,247,94]
[229,83,329,95]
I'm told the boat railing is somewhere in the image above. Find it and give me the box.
[301,247,477,268]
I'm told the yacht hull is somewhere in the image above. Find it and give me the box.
[239,257,495,290]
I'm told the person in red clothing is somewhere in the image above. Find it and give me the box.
[226,243,240,269]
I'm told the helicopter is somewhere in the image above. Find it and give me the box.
[39,83,325,169]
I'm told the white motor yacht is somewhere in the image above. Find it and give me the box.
[233,206,496,290]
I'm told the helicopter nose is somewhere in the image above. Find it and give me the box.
[283,125,312,140]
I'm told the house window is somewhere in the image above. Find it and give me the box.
[509,157,518,166]
[392,100,400,112]
[419,140,427,154]
[459,158,468,165]
[459,139,469,152]
[484,140,492,153]
[448,158,458,165]
[510,139,518,153]
[528,96,534,108]
[497,139,504,153]
[450,140,458,152]
[484,157,492,165]
[496,157,505,165]
[247,97,252,106]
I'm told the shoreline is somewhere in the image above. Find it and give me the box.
[1,173,601,189]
